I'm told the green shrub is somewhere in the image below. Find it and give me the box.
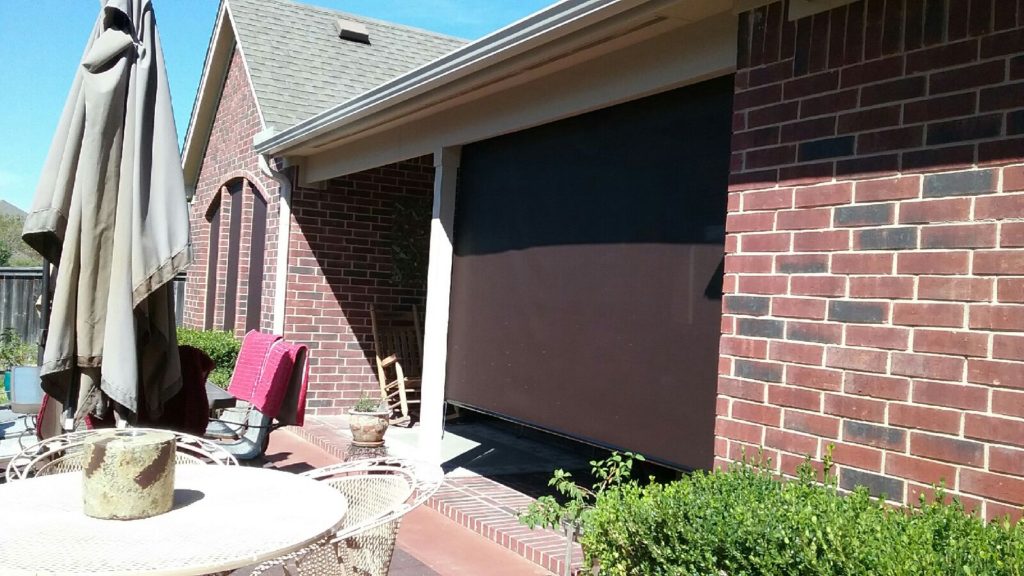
[176,328,241,388]
[581,454,1024,576]
[520,452,645,535]
[0,328,37,370]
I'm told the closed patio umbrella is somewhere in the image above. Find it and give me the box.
[22,0,191,432]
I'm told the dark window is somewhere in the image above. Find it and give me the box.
[223,181,244,331]
[212,179,269,333]
[204,195,221,330]
[245,191,267,332]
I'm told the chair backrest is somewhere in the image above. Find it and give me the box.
[369,305,424,377]
[4,428,238,481]
[228,331,309,425]
[301,457,443,576]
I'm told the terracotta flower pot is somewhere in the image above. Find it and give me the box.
[348,409,389,447]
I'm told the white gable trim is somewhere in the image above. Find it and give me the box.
[181,1,266,191]
[223,1,266,130]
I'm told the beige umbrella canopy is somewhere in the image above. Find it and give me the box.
[22,0,191,431]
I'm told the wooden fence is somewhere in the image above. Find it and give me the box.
[0,268,43,343]
[0,267,186,344]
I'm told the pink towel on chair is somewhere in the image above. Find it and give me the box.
[228,331,308,424]
[277,343,309,427]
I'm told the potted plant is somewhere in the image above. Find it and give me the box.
[348,394,390,447]
[520,452,644,576]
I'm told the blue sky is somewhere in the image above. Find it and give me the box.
[0,0,553,211]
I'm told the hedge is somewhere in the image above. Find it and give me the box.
[582,457,1024,576]
[176,329,240,388]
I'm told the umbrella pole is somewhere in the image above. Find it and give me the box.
[64,378,79,431]
[37,259,49,366]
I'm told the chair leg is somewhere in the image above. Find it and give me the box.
[396,379,410,419]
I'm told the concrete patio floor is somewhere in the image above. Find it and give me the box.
[263,429,554,576]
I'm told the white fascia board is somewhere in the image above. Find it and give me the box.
[254,0,682,157]
[299,12,736,184]
[181,2,231,189]
[223,2,267,130]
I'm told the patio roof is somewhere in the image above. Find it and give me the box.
[254,0,738,181]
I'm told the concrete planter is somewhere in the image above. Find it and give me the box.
[348,409,389,446]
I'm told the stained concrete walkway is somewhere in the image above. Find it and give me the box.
[263,429,554,576]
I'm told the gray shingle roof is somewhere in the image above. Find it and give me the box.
[228,0,467,130]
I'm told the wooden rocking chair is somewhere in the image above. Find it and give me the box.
[370,305,424,421]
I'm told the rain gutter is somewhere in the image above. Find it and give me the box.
[253,0,664,156]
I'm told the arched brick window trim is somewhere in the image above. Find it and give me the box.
[222,180,243,331]
[246,184,268,332]
[204,192,222,330]
[215,178,268,334]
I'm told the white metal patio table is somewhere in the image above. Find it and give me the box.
[0,465,348,575]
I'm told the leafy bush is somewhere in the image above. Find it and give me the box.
[176,328,240,388]
[582,452,1024,576]
[0,328,37,370]
[520,452,645,535]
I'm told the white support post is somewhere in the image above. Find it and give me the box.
[272,185,291,335]
[418,146,461,462]
[260,154,292,336]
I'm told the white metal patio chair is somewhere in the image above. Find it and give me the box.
[4,427,238,481]
[247,457,443,576]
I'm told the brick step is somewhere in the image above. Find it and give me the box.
[286,421,585,575]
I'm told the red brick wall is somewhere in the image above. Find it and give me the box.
[186,47,434,415]
[287,158,434,414]
[719,0,1024,522]
[185,47,279,336]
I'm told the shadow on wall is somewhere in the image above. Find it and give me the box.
[287,155,435,411]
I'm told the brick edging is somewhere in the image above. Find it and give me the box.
[284,424,584,574]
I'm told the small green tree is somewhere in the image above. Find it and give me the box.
[520,452,646,576]
[0,214,41,266]
[520,451,645,533]
[0,241,11,266]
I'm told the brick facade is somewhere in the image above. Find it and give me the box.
[185,47,279,336]
[718,0,1024,521]
[286,159,433,415]
[186,46,434,415]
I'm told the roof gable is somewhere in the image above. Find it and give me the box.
[230,0,466,130]
[182,0,466,189]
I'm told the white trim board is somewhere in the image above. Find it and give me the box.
[181,1,267,191]
[297,12,736,184]
[256,0,735,159]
